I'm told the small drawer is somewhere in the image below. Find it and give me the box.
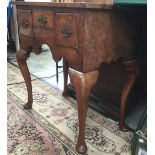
[17,9,32,36]
[33,10,54,29]
[55,13,78,49]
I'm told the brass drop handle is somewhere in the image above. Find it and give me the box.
[38,15,47,26]
[22,20,29,29]
[61,26,71,38]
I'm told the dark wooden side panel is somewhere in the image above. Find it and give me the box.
[84,10,137,72]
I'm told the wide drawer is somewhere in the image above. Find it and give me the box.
[17,9,32,36]
[55,13,78,49]
[33,10,55,29]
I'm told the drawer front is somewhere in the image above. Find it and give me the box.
[33,10,54,29]
[17,9,32,36]
[55,13,78,48]
[33,27,55,49]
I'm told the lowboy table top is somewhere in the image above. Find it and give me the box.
[12,0,114,9]
[12,0,146,9]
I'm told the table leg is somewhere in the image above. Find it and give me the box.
[69,68,99,154]
[119,60,140,130]
[62,59,69,97]
[16,49,33,109]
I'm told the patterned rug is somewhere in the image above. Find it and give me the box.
[7,62,133,155]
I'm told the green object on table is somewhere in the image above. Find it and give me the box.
[113,0,147,5]
[131,130,147,155]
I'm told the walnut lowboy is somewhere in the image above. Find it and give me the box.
[13,1,140,154]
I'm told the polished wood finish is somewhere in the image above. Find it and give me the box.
[13,1,143,153]
[83,10,137,72]
[16,49,33,109]
[69,68,99,154]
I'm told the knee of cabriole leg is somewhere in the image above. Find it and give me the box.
[16,49,28,62]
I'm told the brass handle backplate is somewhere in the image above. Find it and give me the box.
[61,26,72,38]
[38,15,47,26]
[21,20,29,29]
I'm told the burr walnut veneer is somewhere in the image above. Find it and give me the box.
[12,0,141,153]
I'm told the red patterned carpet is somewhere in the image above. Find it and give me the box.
[8,96,72,155]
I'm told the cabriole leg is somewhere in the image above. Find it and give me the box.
[16,49,33,109]
[69,68,99,154]
[119,60,140,130]
[62,59,69,97]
